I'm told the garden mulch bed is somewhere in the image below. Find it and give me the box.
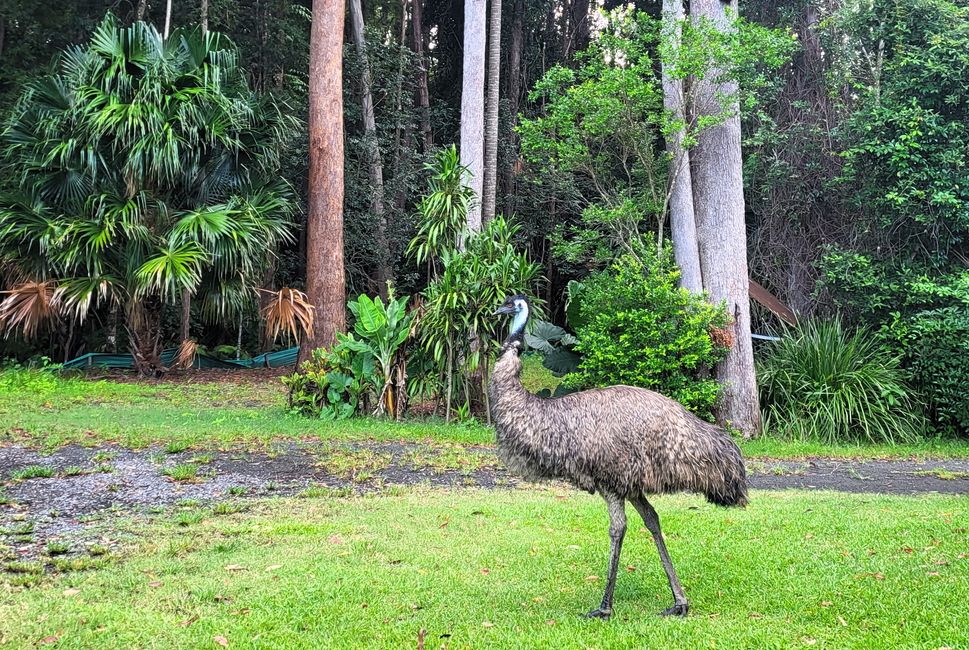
[2,442,968,558]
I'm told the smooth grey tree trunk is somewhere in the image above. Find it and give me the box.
[481,0,502,224]
[689,0,761,437]
[200,0,208,33]
[661,0,702,293]
[460,0,487,232]
[349,0,391,296]
[136,0,148,21]
[164,0,172,38]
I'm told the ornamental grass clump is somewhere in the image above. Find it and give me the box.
[758,318,925,444]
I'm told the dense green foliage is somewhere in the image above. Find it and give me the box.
[759,319,925,444]
[283,293,413,420]
[564,249,729,418]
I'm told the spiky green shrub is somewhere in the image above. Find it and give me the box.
[758,319,925,444]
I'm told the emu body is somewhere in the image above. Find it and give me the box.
[488,295,747,618]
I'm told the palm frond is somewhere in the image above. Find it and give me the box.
[0,281,59,338]
[261,287,315,344]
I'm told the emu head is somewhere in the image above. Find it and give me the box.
[493,295,531,346]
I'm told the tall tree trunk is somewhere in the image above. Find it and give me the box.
[164,0,173,38]
[349,0,392,297]
[460,0,487,232]
[481,0,502,224]
[563,0,590,60]
[411,0,433,151]
[502,0,524,216]
[179,289,191,341]
[662,0,702,293]
[200,0,208,33]
[689,0,760,437]
[136,0,148,21]
[300,0,346,361]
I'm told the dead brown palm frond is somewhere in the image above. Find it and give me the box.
[260,287,315,344]
[172,339,198,370]
[0,281,60,338]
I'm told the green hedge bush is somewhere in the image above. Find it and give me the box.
[565,250,729,419]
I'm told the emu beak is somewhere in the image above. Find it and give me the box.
[492,305,514,316]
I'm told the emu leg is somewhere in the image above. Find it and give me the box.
[632,497,689,617]
[585,493,626,619]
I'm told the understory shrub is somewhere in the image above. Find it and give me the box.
[883,306,969,436]
[758,319,925,444]
[564,249,729,419]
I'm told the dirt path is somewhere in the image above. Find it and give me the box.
[2,442,968,558]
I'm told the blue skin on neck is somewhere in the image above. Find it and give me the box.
[510,305,528,338]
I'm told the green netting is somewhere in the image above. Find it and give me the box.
[62,347,299,370]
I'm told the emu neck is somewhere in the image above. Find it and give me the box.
[489,345,541,440]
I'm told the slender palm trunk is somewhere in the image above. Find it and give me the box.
[200,0,209,33]
[180,289,191,341]
[136,0,148,21]
[300,0,346,361]
[481,0,502,224]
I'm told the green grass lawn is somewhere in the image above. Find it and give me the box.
[1,488,966,648]
[2,367,968,459]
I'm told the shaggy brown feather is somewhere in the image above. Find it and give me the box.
[489,341,748,507]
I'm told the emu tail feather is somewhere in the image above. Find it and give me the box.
[704,454,748,508]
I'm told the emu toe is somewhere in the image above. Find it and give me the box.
[660,602,689,617]
[584,607,612,620]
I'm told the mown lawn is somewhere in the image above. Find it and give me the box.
[1,488,966,649]
[2,367,968,460]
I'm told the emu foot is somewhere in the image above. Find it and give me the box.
[660,602,689,617]
[584,607,612,620]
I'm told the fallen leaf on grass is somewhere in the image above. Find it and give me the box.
[838,616,848,627]
[39,633,62,644]
[545,619,556,626]
[62,588,80,597]
[927,571,941,577]
[327,535,343,545]
[224,564,245,572]
[178,616,198,628]
[213,635,229,647]
[481,621,494,628]
[148,581,163,588]
[585,575,599,582]
[480,568,490,575]
[265,564,283,572]
[626,565,636,572]
[214,594,233,603]
[748,612,764,619]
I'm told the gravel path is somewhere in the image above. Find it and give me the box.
[2,442,968,558]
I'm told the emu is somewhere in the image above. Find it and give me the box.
[489,294,747,618]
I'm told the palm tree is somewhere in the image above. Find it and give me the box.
[0,17,297,375]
